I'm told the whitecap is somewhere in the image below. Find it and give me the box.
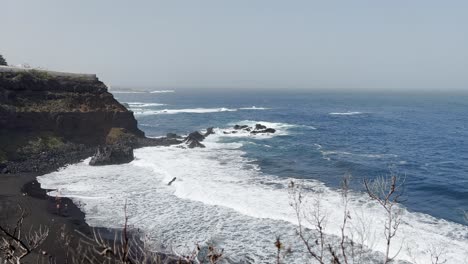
[149,90,175,93]
[321,150,397,159]
[127,102,167,108]
[229,120,316,130]
[111,91,147,94]
[239,106,271,110]
[329,111,365,116]
[133,108,237,116]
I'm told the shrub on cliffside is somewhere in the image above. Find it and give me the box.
[0,54,7,66]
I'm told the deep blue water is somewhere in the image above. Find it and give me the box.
[115,90,468,224]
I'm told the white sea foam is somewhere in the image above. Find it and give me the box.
[239,106,270,110]
[133,108,237,116]
[321,150,398,159]
[329,111,365,116]
[150,90,175,93]
[133,107,271,116]
[127,102,167,108]
[111,91,147,94]
[229,120,316,131]
[37,123,468,263]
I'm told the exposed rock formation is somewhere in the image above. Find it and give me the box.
[0,68,144,170]
[184,131,206,148]
[89,145,134,166]
[251,128,276,134]
[166,133,182,139]
[181,128,218,148]
[88,128,137,166]
[255,124,267,130]
[0,69,144,142]
[204,127,215,137]
[234,125,248,130]
[224,123,276,135]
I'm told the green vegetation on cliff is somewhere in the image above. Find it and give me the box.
[0,68,144,166]
[0,54,7,66]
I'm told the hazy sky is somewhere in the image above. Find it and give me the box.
[2,0,468,91]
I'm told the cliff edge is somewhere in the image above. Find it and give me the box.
[0,66,144,170]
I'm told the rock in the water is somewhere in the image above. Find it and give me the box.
[204,127,215,137]
[255,124,267,130]
[184,131,206,148]
[185,131,205,142]
[251,128,276,134]
[89,145,134,166]
[166,133,181,139]
[234,125,249,130]
[187,140,205,148]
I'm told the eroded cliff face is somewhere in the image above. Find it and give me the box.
[0,69,144,164]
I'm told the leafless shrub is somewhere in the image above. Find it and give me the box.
[0,205,49,263]
[288,180,346,264]
[288,174,415,264]
[364,175,405,263]
[407,244,447,264]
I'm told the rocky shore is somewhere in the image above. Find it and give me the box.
[0,68,186,263]
[0,67,279,263]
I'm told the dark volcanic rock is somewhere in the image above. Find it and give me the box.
[204,127,215,137]
[183,131,206,148]
[3,142,94,174]
[187,140,205,148]
[255,124,267,130]
[186,131,205,142]
[89,144,134,166]
[0,69,145,165]
[251,128,276,134]
[234,125,249,130]
[166,133,181,139]
[0,70,144,144]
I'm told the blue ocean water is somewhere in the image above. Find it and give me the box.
[116,89,468,224]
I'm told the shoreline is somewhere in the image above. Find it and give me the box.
[0,140,186,263]
[0,170,92,262]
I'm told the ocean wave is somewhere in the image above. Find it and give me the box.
[133,107,237,115]
[239,106,270,110]
[150,90,175,93]
[111,91,147,94]
[133,107,270,116]
[321,150,398,159]
[229,120,316,131]
[329,111,365,116]
[37,137,468,263]
[127,102,167,107]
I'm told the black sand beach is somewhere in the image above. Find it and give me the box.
[0,171,92,262]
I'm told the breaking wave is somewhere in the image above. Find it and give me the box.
[239,106,270,110]
[133,108,237,116]
[127,102,167,107]
[329,111,365,116]
[150,90,175,93]
[37,121,468,263]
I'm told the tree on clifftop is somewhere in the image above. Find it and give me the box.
[0,54,7,66]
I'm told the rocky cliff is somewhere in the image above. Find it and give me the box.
[0,67,144,166]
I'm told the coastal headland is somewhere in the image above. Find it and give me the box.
[0,66,182,262]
